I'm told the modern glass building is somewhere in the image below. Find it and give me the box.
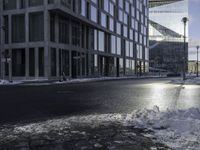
[149,0,188,73]
[0,0,149,81]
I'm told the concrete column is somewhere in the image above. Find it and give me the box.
[16,0,20,9]
[35,48,39,78]
[8,49,12,81]
[44,4,50,79]
[0,0,3,78]
[25,48,29,78]
[8,15,12,80]
[56,48,59,77]
[25,12,29,43]
[8,15,11,45]
[69,50,72,78]
[55,14,59,44]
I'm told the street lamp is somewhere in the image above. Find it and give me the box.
[197,46,199,77]
[182,17,188,81]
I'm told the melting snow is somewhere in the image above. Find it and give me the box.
[0,80,22,85]
[172,77,200,85]
[1,106,200,149]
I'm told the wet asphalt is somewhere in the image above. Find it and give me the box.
[0,77,199,125]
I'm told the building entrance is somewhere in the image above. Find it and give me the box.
[71,51,86,78]
[99,55,116,76]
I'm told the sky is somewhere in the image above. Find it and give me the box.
[189,0,200,40]
[189,0,200,60]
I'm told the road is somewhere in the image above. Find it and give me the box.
[0,77,199,124]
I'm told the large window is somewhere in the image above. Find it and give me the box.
[3,0,16,10]
[12,14,25,43]
[104,0,109,12]
[61,0,71,9]
[91,54,98,76]
[29,48,35,76]
[59,50,70,76]
[48,0,54,4]
[12,49,25,76]
[98,31,105,52]
[91,5,97,23]
[4,16,9,44]
[94,30,98,50]
[117,37,121,55]
[29,12,44,41]
[81,0,86,16]
[101,12,107,28]
[51,48,57,76]
[59,17,70,44]
[72,21,81,46]
[111,35,116,54]
[109,17,114,32]
[29,0,43,6]
[39,48,44,76]
[50,14,55,42]
[116,22,121,35]
[20,0,25,9]
[126,40,130,57]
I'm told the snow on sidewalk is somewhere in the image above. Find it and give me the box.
[0,80,22,85]
[1,106,200,149]
[172,77,200,85]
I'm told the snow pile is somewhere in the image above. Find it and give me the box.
[125,106,200,150]
[54,75,163,84]
[172,77,200,85]
[0,80,22,85]
[2,106,200,149]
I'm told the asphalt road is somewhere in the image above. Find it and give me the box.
[0,77,199,124]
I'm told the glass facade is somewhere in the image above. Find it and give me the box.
[149,0,189,73]
[0,0,149,80]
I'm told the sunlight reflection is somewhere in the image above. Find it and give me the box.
[145,83,178,110]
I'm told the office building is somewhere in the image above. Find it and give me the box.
[149,0,188,73]
[0,0,149,80]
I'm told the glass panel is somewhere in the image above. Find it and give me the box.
[91,5,97,23]
[98,31,105,52]
[12,14,25,43]
[59,16,70,44]
[51,48,57,76]
[29,0,43,6]
[12,49,25,76]
[3,0,16,10]
[39,47,44,76]
[117,37,121,55]
[29,12,44,41]
[29,48,35,76]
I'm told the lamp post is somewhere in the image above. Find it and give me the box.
[182,17,188,81]
[197,46,199,77]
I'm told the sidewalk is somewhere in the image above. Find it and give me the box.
[171,77,200,85]
[0,75,166,86]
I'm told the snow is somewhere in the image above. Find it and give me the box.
[0,80,22,85]
[124,106,200,150]
[172,77,200,85]
[2,106,200,149]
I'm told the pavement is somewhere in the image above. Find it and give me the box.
[0,77,174,124]
[0,75,166,86]
[0,123,169,150]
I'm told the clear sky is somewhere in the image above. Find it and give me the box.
[189,0,200,60]
[189,0,200,40]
